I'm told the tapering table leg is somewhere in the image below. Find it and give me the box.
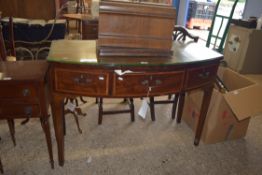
[0,157,3,174]
[51,93,65,166]
[176,92,185,123]
[40,118,54,169]
[194,85,213,146]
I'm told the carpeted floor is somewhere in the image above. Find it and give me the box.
[1,100,262,175]
[0,76,262,175]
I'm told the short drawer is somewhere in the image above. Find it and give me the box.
[113,71,184,97]
[0,84,37,99]
[185,65,218,89]
[54,68,109,96]
[0,102,40,118]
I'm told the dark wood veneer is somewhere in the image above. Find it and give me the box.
[47,40,223,166]
[98,0,176,56]
[0,61,54,169]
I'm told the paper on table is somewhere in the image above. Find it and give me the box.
[114,69,133,76]
[138,99,149,119]
[65,101,76,112]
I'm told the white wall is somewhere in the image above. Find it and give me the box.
[243,0,262,18]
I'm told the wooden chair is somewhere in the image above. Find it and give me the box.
[98,98,135,125]
[149,25,199,121]
[0,156,3,174]
[0,16,17,174]
[173,25,199,42]
[0,17,17,146]
[63,97,87,134]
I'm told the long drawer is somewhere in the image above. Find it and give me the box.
[185,64,218,90]
[112,71,185,97]
[54,68,109,96]
[0,84,38,99]
[0,101,40,118]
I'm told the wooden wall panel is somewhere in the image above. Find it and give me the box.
[0,0,61,20]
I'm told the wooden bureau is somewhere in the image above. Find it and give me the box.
[47,40,223,166]
[0,60,54,168]
[98,0,176,56]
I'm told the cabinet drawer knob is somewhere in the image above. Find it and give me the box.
[198,72,210,79]
[141,80,149,86]
[99,76,104,80]
[22,89,30,97]
[73,75,92,84]
[155,79,162,85]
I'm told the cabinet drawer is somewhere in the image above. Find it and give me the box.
[113,71,184,97]
[185,65,218,89]
[0,84,37,99]
[54,68,109,96]
[0,102,40,118]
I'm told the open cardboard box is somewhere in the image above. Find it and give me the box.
[182,67,262,144]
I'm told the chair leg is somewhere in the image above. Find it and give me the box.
[171,93,179,120]
[129,98,135,122]
[122,98,127,103]
[0,157,3,174]
[149,97,155,121]
[95,97,98,104]
[40,118,54,169]
[62,106,66,136]
[7,119,16,146]
[73,98,78,107]
[0,138,2,174]
[176,92,185,123]
[75,107,87,116]
[20,118,30,125]
[80,96,87,103]
[72,111,82,134]
[98,98,103,125]
[66,19,70,34]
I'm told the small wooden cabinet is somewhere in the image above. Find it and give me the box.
[0,60,54,168]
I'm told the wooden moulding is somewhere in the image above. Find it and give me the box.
[98,0,176,56]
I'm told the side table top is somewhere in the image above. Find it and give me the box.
[62,13,98,21]
[0,60,48,82]
[47,40,223,66]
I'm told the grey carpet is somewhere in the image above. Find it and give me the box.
[1,97,262,175]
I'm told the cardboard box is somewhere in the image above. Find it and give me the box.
[182,67,262,144]
[224,25,262,74]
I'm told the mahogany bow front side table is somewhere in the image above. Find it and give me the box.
[47,40,223,166]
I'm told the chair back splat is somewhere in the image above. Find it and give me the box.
[0,22,7,61]
[149,25,199,121]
